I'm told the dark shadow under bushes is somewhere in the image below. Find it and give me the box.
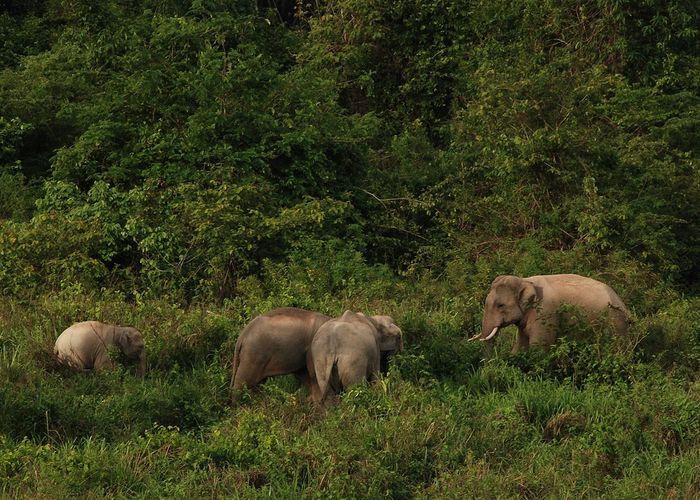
[505,337,643,387]
[0,366,230,442]
[392,303,484,384]
[634,298,700,374]
[127,302,236,372]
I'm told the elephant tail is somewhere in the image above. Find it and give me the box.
[314,354,336,403]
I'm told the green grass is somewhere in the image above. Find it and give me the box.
[1,291,700,498]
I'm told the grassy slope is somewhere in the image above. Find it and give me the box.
[1,286,699,498]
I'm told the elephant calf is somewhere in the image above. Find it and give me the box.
[230,307,332,398]
[54,321,146,376]
[470,274,630,356]
[308,310,403,404]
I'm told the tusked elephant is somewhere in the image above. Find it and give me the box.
[308,310,403,404]
[54,321,146,376]
[470,274,630,356]
[229,307,332,398]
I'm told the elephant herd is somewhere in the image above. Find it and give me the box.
[230,308,403,403]
[53,273,631,403]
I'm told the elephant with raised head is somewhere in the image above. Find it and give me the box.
[308,310,403,404]
[470,274,630,356]
[54,321,146,376]
[230,307,332,398]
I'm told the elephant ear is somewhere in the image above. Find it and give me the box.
[518,280,537,311]
[115,328,132,352]
[491,275,510,288]
[365,315,379,330]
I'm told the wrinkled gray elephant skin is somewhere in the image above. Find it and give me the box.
[54,321,146,376]
[308,310,403,404]
[472,274,630,356]
[230,307,331,398]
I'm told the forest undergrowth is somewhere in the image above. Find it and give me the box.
[1,0,700,496]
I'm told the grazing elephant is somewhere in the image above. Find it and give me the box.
[308,310,403,404]
[54,321,146,376]
[470,274,630,356]
[230,307,332,398]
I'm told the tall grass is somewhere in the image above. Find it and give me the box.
[1,284,700,497]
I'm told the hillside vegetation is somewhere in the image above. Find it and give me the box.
[1,0,699,497]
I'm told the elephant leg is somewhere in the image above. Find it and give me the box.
[306,378,324,404]
[231,359,266,392]
[295,369,321,402]
[527,321,556,350]
[337,356,367,390]
[93,351,115,371]
[368,352,381,384]
[512,329,529,354]
[483,339,495,360]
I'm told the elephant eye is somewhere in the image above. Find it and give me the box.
[496,303,504,309]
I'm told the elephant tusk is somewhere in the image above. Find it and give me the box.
[481,327,499,341]
[467,333,482,341]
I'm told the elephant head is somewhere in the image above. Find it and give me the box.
[470,275,537,343]
[368,315,404,354]
[115,326,146,377]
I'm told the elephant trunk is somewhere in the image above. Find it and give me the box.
[136,353,146,377]
[478,321,499,360]
[483,338,495,359]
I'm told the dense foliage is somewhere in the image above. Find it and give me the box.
[1,0,699,496]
